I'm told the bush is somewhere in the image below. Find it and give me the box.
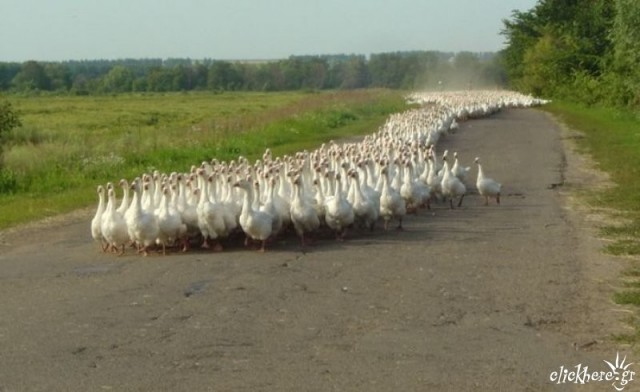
[0,100,21,141]
[0,168,18,194]
[567,71,604,105]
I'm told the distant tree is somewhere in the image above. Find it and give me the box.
[304,58,328,89]
[192,63,209,89]
[146,67,174,92]
[132,77,148,92]
[44,63,72,91]
[339,56,369,89]
[266,62,286,91]
[369,53,403,88]
[171,64,190,91]
[251,62,284,91]
[0,63,21,90]
[208,61,243,90]
[451,52,481,89]
[101,65,134,93]
[480,57,508,87]
[70,74,93,95]
[12,61,51,91]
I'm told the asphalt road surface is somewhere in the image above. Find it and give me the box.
[0,108,633,391]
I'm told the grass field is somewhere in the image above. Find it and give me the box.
[543,101,640,342]
[0,90,409,229]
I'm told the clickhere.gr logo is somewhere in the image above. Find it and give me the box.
[549,352,635,390]
[604,352,635,391]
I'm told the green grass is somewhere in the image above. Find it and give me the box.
[543,100,640,341]
[543,101,640,254]
[0,90,409,229]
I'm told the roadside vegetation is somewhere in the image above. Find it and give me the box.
[503,0,640,343]
[0,89,409,229]
[544,101,640,254]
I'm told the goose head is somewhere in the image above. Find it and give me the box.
[233,179,251,190]
[129,178,140,192]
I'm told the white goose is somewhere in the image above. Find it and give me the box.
[475,157,502,205]
[426,157,443,202]
[272,170,292,229]
[234,178,274,251]
[400,160,430,212]
[91,185,108,252]
[156,186,187,254]
[176,174,200,247]
[312,175,327,226]
[260,176,284,237]
[116,179,130,216]
[196,170,226,251]
[101,187,130,255]
[289,175,320,248]
[441,157,466,209]
[379,164,406,230]
[324,173,355,241]
[350,170,378,231]
[128,181,160,256]
[451,152,471,182]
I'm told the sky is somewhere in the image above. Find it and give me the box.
[1,0,539,62]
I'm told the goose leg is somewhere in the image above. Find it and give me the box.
[201,237,210,249]
[484,196,489,206]
[449,198,454,209]
[260,240,267,252]
[213,241,223,252]
[162,243,166,256]
[457,194,465,208]
[181,238,189,252]
[396,217,404,231]
[119,244,125,256]
[496,193,501,205]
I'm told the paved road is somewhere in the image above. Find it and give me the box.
[0,108,630,391]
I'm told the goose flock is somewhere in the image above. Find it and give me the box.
[91,90,546,255]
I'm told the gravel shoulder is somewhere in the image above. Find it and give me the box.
[0,108,632,391]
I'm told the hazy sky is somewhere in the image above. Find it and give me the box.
[1,0,538,62]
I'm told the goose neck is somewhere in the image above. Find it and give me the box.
[477,164,485,180]
[241,186,253,216]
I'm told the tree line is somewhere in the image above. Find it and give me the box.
[0,51,505,94]
[500,0,640,108]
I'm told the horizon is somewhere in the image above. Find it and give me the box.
[1,49,499,64]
